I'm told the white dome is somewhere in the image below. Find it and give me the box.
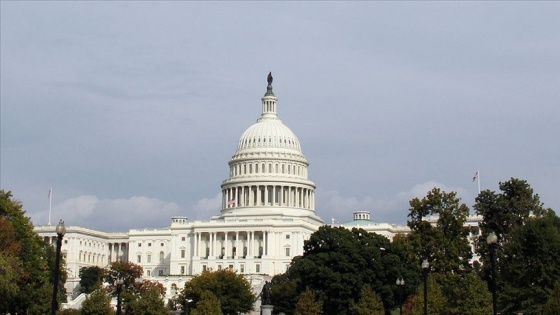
[236,118,302,154]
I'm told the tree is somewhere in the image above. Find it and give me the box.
[474,179,557,314]
[294,287,322,315]
[407,188,472,273]
[104,261,144,314]
[288,226,417,315]
[403,276,446,315]
[127,281,171,315]
[438,272,492,315]
[543,282,560,315]
[270,272,299,315]
[180,269,255,315]
[350,285,385,315]
[81,286,114,315]
[191,290,223,315]
[80,266,106,293]
[0,189,66,314]
[497,210,560,314]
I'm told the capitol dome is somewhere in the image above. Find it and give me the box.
[219,73,320,223]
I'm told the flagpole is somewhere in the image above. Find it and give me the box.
[48,188,52,226]
[477,170,481,194]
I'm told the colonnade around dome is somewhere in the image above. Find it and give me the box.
[222,184,315,210]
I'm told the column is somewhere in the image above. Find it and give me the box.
[225,232,229,258]
[235,232,240,258]
[264,186,269,206]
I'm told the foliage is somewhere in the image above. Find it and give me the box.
[294,287,322,315]
[81,286,114,315]
[438,272,492,315]
[498,211,560,314]
[80,266,106,294]
[0,189,66,314]
[402,276,445,315]
[543,282,560,315]
[474,179,558,314]
[350,285,385,315]
[190,290,223,315]
[270,273,299,315]
[406,188,472,273]
[58,309,82,315]
[127,281,171,315]
[288,226,417,315]
[179,268,255,315]
[104,260,143,288]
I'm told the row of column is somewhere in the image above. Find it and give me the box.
[193,231,269,259]
[108,243,128,262]
[222,185,314,210]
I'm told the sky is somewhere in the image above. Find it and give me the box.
[1,2,559,232]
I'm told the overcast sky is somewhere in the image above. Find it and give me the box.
[1,2,558,232]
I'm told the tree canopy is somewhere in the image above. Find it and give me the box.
[0,189,66,314]
[282,226,417,315]
[79,266,106,294]
[179,268,255,315]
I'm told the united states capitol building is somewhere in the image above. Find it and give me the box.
[34,74,482,305]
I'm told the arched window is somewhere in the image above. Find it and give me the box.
[159,251,164,263]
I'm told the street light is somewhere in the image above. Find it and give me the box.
[396,278,405,315]
[51,219,66,315]
[116,278,124,315]
[422,259,429,315]
[487,232,499,315]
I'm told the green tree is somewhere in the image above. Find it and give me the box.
[191,290,223,315]
[81,286,114,315]
[0,190,66,314]
[498,210,560,314]
[289,226,417,315]
[403,276,445,315]
[543,282,560,315]
[104,261,144,314]
[474,179,557,314]
[350,285,385,315]
[80,266,106,293]
[127,281,171,315]
[407,188,472,273]
[295,287,322,315]
[180,269,255,315]
[270,272,299,315]
[439,272,492,315]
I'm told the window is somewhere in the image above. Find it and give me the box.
[64,240,68,244]
[137,255,141,263]
[180,266,185,274]
[256,264,261,273]
[181,249,185,258]
[286,234,290,239]
[181,237,186,241]
[285,247,291,257]
[229,264,234,269]
[161,243,164,246]
[148,243,151,247]
[138,243,142,247]
[202,265,207,272]
[147,254,152,263]
[240,264,245,273]
[158,270,164,276]
[147,270,151,277]
[159,251,164,262]
[218,265,222,270]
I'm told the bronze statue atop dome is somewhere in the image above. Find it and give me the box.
[267,72,273,87]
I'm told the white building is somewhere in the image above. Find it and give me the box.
[34,74,481,303]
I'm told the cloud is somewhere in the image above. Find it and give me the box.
[316,181,472,225]
[188,193,222,221]
[31,195,182,232]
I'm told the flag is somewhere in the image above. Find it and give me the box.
[228,199,236,206]
[472,171,478,182]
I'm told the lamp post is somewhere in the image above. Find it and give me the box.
[396,278,405,315]
[116,278,124,315]
[421,259,429,315]
[487,232,498,315]
[51,220,66,315]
